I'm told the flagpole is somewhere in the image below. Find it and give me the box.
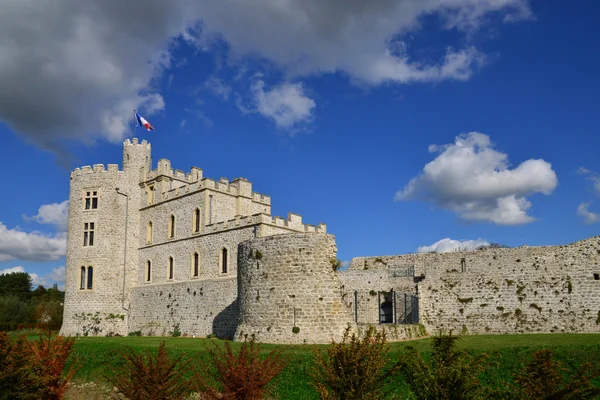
[132,110,137,140]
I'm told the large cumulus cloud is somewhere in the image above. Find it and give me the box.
[396,132,557,225]
[0,0,531,148]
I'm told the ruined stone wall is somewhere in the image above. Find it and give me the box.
[235,233,355,344]
[128,277,238,338]
[350,237,600,335]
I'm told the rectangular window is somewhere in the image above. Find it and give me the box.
[80,266,93,290]
[168,257,174,280]
[83,222,95,246]
[84,191,98,210]
[460,258,466,273]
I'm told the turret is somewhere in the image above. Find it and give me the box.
[60,139,151,336]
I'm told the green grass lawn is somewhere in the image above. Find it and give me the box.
[21,333,600,399]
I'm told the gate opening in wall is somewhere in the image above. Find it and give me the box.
[346,289,419,325]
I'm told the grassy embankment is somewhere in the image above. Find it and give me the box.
[20,333,600,399]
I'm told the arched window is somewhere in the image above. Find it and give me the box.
[220,248,228,274]
[146,221,153,244]
[168,257,174,280]
[87,266,94,290]
[193,252,199,277]
[169,215,175,238]
[193,208,201,233]
[146,260,152,282]
[80,267,86,290]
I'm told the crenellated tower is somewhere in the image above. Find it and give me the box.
[60,139,151,336]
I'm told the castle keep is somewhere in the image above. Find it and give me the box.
[60,140,600,343]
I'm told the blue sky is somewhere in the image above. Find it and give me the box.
[1,0,599,287]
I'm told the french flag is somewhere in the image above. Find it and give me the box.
[135,112,155,131]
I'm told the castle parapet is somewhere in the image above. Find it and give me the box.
[71,164,124,179]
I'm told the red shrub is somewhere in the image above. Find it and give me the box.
[194,338,288,400]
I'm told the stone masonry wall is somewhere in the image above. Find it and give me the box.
[235,233,355,344]
[350,237,600,335]
[128,277,238,338]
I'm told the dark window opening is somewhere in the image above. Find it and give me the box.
[87,266,93,290]
[84,191,98,210]
[80,267,86,290]
[147,261,152,282]
[194,209,200,233]
[168,257,174,280]
[594,273,599,281]
[460,258,466,272]
[83,222,95,246]
[169,215,175,238]
[221,248,228,274]
[193,253,199,277]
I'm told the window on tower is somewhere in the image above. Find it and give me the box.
[84,190,98,210]
[193,208,201,233]
[169,215,175,238]
[83,222,95,246]
[193,252,199,277]
[79,266,94,290]
[220,248,228,274]
[168,257,174,280]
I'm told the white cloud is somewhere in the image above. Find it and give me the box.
[191,0,529,85]
[417,238,490,253]
[396,132,557,225]
[577,202,600,224]
[0,266,26,275]
[249,81,315,130]
[24,200,69,231]
[577,167,600,195]
[0,265,65,289]
[0,0,531,149]
[204,76,232,100]
[0,222,66,262]
[341,260,351,270]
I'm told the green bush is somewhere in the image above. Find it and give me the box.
[311,326,399,400]
[511,348,600,399]
[398,333,497,400]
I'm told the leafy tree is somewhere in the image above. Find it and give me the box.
[398,334,497,400]
[0,272,32,300]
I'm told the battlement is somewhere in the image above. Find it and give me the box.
[71,164,123,179]
[123,138,151,150]
[203,212,326,235]
[143,165,271,205]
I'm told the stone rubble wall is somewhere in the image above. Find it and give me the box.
[128,277,238,338]
[235,233,355,344]
[351,237,600,335]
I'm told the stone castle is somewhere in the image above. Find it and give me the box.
[60,140,600,343]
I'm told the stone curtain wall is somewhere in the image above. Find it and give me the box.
[351,237,600,335]
[236,233,355,344]
[128,277,238,338]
